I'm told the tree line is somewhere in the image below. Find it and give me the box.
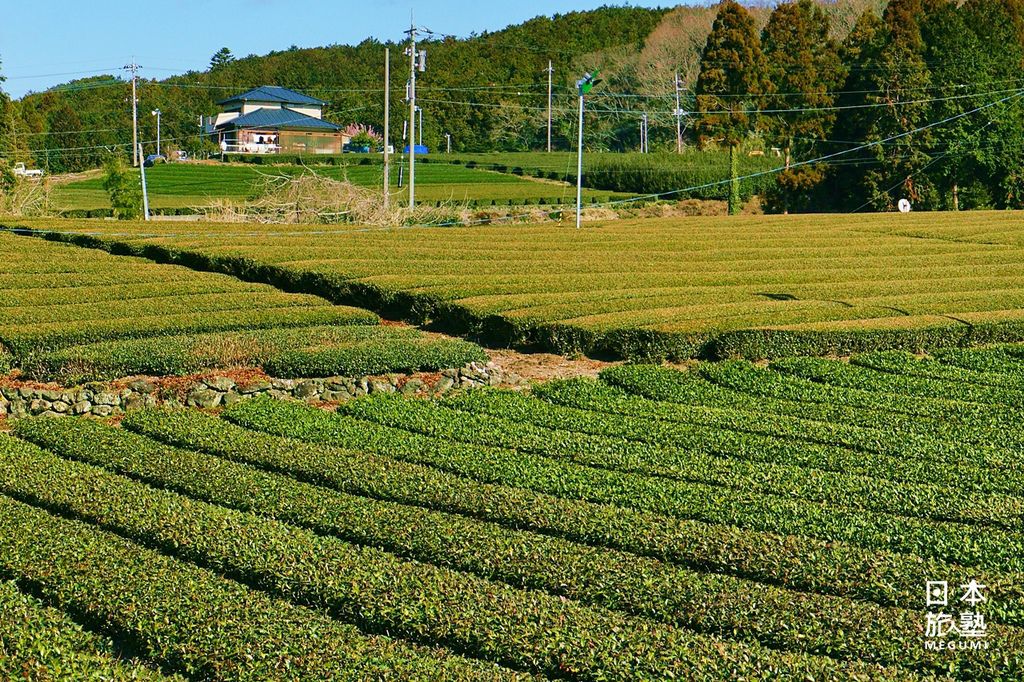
[695,0,1024,213]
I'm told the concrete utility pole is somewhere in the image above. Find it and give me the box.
[138,143,150,220]
[383,48,390,207]
[445,132,451,153]
[674,72,684,154]
[124,59,140,166]
[404,15,429,210]
[546,60,554,153]
[640,112,649,153]
[151,108,161,157]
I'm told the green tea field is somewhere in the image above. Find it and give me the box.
[50,161,631,212]
[15,210,1024,360]
[0,232,483,381]
[4,349,1024,678]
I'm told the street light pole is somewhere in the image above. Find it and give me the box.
[574,70,599,230]
[151,109,161,157]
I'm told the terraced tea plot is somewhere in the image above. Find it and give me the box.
[17,210,1024,360]
[4,343,1024,678]
[0,233,482,380]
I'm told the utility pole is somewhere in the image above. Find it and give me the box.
[404,16,430,210]
[124,59,140,166]
[138,143,150,221]
[417,106,423,146]
[574,70,599,230]
[383,48,390,207]
[151,108,161,157]
[545,60,553,153]
[445,132,451,153]
[640,112,648,153]
[674,72,684,154]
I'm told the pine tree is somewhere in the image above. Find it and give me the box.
[695,0,768,214]
[209,47,235,71]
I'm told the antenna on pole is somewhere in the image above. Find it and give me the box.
[574,70,600,230]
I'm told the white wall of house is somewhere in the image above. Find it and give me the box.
[241,102,282,115]
[285,106,322,119]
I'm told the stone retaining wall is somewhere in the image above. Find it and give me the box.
[0,361,522,418]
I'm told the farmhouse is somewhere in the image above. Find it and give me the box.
[204,85,349,154]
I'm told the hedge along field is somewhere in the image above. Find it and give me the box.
[15,210,1024,360]
[0,232,485,380]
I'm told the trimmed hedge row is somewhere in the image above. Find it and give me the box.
[439,387,1024,524]
[596,363,1019,453]
[774,356,1024,407]
[122,406,1024,620]
[332,394,1024,572]
[12,415,988,675]
[0,425,896,682]
[935,344,1024,375]
[0,491,516,682]
[3,305,376,357]
[0,580,177,681]
[696,361,1024,453]
[853,349,1024,390]
[264,338,487,378]
[705,321,1024,362]
[536,374,1007,475]
[221,398,1024,591]
[19,325,482,383]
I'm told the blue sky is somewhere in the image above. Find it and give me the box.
[1,1,674,98]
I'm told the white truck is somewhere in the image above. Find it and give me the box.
[12,163,43,178]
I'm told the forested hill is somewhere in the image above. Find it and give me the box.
[2,2,886,173]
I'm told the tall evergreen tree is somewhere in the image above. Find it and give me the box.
[695,0,768,214]
[958,0,1024,208]
[863,0,935,210]
[209,47,235,71]
[762,0,844,167]
[920,0,987,209]
[760,0,845,212]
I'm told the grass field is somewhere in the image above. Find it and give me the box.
[0,233,482,380]
[3,348,1024,678]
[16,210,1024,360]
[50,162,630,211]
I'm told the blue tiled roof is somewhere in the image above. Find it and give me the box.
[221,108,342,131]
[217,85,326,106]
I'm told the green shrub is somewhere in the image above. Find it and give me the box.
[101,155,141,220]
